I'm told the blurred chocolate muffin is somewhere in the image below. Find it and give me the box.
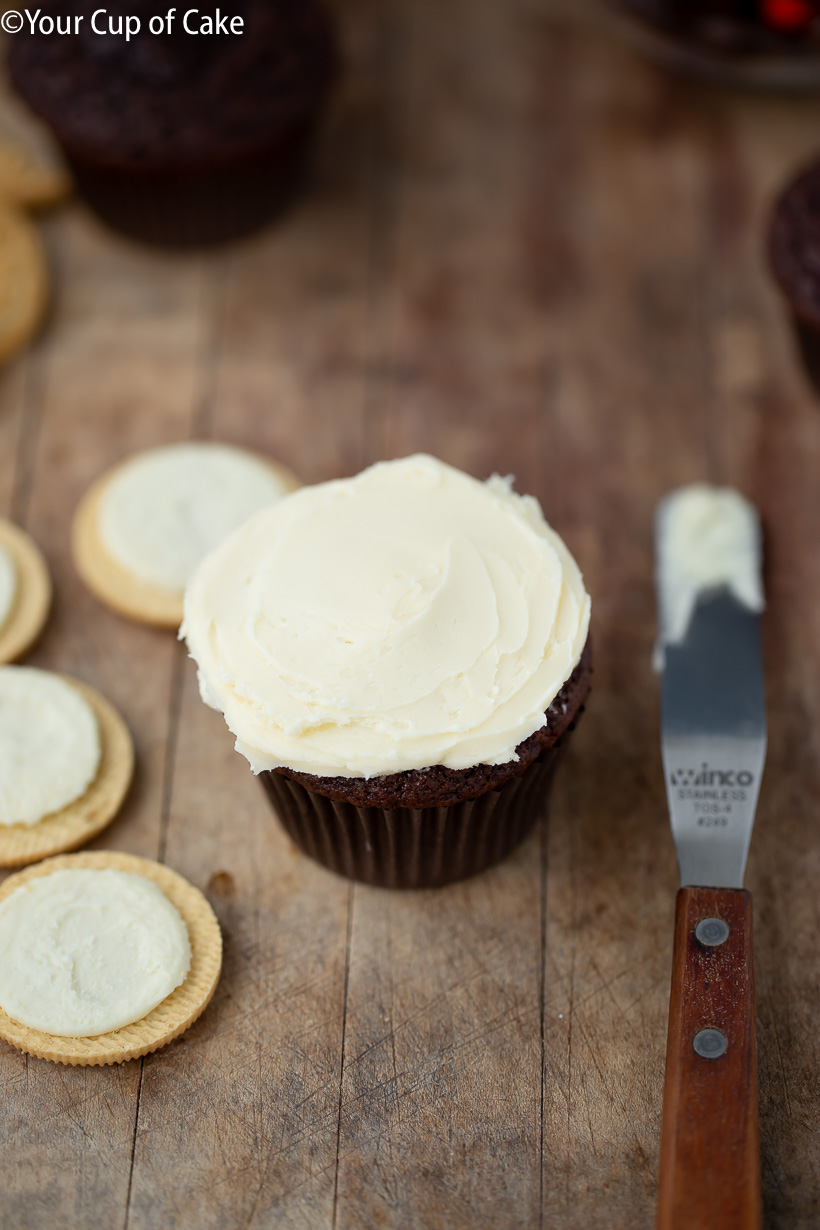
[769,158,820,393]
[9,0,337,247]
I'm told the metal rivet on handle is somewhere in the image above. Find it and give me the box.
[695,917,730,947]
[693,1028,728,1059]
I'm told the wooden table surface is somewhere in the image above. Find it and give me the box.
[3,3,820,1227]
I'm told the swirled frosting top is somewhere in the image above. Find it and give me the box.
[183,455,591,779]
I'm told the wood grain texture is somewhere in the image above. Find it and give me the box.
[2,2,820,1227]
[657,888,760,1230]
[0,210,209,1230]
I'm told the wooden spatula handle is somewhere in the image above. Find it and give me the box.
[656,886,761,1230]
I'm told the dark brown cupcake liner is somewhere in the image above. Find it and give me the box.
[259,736,569,890]
[60,119,317,249]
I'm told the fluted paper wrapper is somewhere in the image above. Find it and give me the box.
[62,119,315,248]
[259,740,570,889]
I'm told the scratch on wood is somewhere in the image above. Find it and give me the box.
[583,957,631,1015]
[122,1058,145,1230]
[386,902,401,1130]
[766,982,794,1122]
[331,884,354,1230]
[157,647,186,867]
[362,0,404,458]
[157,257,231,870]
[191,259,232,440]
[566,805,578,1208]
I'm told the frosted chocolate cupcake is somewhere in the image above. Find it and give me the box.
[183,455,592,888]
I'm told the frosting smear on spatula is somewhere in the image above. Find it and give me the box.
[655,484,763,665]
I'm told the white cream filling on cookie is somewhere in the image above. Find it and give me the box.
[0,667,101,827]
[0,543,17,633]
[0,869,191,1037]
[98,442,294,592]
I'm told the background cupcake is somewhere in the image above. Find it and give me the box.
[9,0,337,246]
[769,156,820,395]
[183,455,592,888]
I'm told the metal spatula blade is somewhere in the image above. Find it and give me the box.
[661,590,766,888]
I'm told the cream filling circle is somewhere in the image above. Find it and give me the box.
[0,667,101,827]
[99,442,294,592]
[0,869,191,1037]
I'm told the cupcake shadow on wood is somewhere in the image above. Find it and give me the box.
[183,454,592,889]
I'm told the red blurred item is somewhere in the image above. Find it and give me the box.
[761,0,817,32]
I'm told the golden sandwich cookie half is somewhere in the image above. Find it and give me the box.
[0,852,223,1066]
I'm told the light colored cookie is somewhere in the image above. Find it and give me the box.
[0,518,51,664]
[0,851,223,1066]
[0,676,134,868]
[0,138,70,210]
[72,444,300,629]
[0,206,48,366]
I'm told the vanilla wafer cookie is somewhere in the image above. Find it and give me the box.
[0,671,134,867]
[0,138,70,210]
[73,442,300,628]
[0,852,222,1066]
[0,519,51,664]
[0,207,48,365]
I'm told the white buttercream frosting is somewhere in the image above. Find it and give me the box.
[656,483,764,651]
[0,543,17,633]
[183,454,591,779]
[0,667,101,827]
[99,442,295,592]
[0,869,191,1037]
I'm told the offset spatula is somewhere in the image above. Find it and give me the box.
[654,486,766,1230]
